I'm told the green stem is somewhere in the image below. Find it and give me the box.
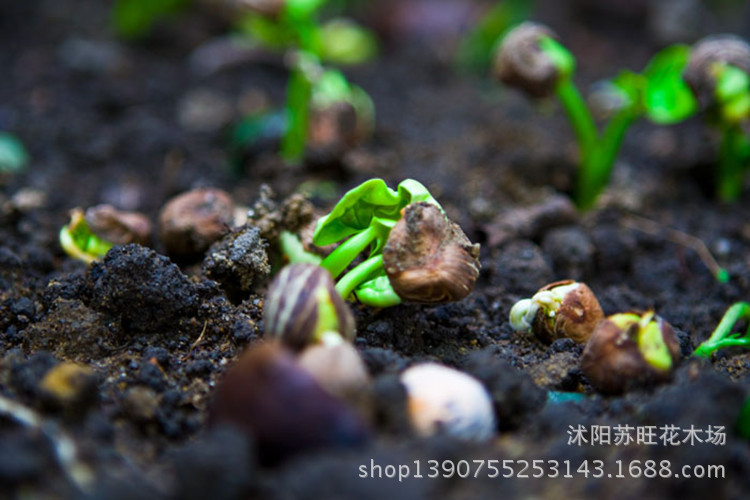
[717,123,746,202]
[279,231,321,265]
[554,78,601,209]
[693,302,750,358]
[579,108,636,210]
[281,66,313,164]
[320,225,378,278]
[335,254,383,299]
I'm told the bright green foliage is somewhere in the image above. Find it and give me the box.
[0,132,30,173]
[283,178,440,307]
[693,302,750,358]
[59,209,114,264]
[112,0,190,39]
[529,38,699,210]
[456,0,535,73]
[641,45,697,124]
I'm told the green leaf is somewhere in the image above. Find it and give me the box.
[642,45,697,124]
[0,132,29,173]
[313,178,440,247]
[112,0,190,39]
[320,18,378,65]
[714,63,750,122]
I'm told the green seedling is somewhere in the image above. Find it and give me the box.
[0,132,30,174]
[229,64,374,169]
[693,302,750,358]
[282,178,481,307]
[683,35,750,202]
[494,23,698,210]
[59,209,114,264]
[235,0,377,164]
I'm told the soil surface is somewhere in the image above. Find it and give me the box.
[2,1,750,499]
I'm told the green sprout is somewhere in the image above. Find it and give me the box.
[682,35,750,202]
[282,178,481,308]
[59,209,114,264]
[309,178,439,307]
[494,23,698,210]
[235,0,377,164]
[228,64,374,169]
[693,302,750,358]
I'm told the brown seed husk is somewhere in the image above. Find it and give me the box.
[383,202,480,303]
[532,281,604,344]
[492,22,560,98]
[580,313,681,394]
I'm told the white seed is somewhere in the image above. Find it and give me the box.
[400,363,495,442]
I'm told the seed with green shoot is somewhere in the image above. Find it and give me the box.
[383,202,480,303]
[683,35,750,112]
[509,280,604,344]
[84,204,152,246]
[492,22,571,98]
[264,263,356,351]
[580,311,681,394]
[59,208,115,264]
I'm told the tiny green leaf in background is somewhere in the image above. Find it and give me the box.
[642,45,697,124]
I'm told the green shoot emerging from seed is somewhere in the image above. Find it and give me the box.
[59,209,114,264]
[685,36,750,202]
[282,178,480,307]
[693,302,750,358]
[494,23,698,210]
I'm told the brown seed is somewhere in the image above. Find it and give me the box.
[532,280,604,344]
[158,188,235,258]
[493,22,561,98]
[85,204,152,246]
[383,202,480,303]
[209,342,368,464]
[684,35,750,109]
[264,263,356,351]
[580,312,681,394]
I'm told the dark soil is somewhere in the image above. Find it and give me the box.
[3,1,750,499]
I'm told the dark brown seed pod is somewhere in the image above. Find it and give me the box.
[264,263,356,351]
[383,202,480,303]
[580,311,681,394]
[208,342,368,465]
[84,204,152,246]
[492,22,561,98]
[510,280,604,344]
[158,188,235,259]
[684,35,750,109]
